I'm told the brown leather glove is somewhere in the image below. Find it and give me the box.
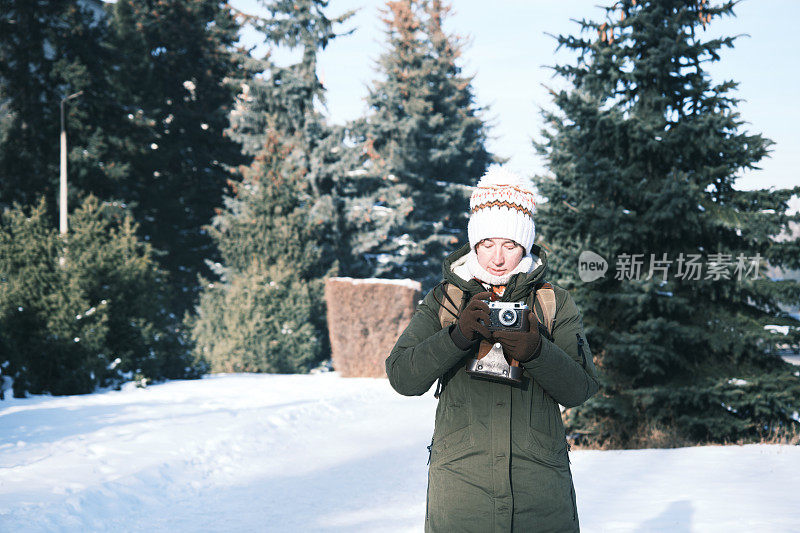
[451,291,492,348]
[492,312,542,363]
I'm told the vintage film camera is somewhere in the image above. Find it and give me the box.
[466,302,529,385]
[487,301,529,331]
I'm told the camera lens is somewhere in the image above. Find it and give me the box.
[499,309,516,326]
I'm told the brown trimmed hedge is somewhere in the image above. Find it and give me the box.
[324,278,421,377]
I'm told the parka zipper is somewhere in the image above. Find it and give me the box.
[567,443,577,521]
[576,333,587,368]
[570,484,577,521]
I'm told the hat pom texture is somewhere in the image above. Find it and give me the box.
[468,166,536,252]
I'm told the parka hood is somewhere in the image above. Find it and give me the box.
[441,243,549,302]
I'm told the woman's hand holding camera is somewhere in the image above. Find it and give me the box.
[450,291,493,349]
[450,293,543,361]
[492,312,542,363]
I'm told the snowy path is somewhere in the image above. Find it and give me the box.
[1,374,798,532]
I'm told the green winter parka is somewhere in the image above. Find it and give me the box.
[386,243,600,532]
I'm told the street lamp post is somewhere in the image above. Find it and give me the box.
[59,90,82,235]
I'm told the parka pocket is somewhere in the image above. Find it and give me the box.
[433,390,471,438]
[527,383,568,467]
[525,425,569,469]
[430,424,475,465]
[431,372,474,465]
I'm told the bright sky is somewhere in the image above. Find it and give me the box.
[232,0,798,201]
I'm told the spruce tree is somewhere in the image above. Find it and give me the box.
[227,0,355,267]
[189,0,353,373]
[188,133,327,372]
[0,195,199,397]
[0,0,125,212]
[105,0,245,316]
[536,0,800,446]
[345,0,493,289]
[1,1,246,319]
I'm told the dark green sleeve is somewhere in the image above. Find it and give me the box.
[385,288,473,396]
[521,290,599,407]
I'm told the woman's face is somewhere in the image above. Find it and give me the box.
[475,238,525,277]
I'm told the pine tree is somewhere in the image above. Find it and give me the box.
[536,0,800,446]
[0,195,199,397]
[345,0,493,289]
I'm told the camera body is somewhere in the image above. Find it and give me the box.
[487,301,529,331]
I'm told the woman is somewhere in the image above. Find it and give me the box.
[386,166,599,532]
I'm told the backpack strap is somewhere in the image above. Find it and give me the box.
[437,282,463,329]
[533,282,557,337]
[435,282,465,399]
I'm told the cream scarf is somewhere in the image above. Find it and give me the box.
[452,249,540,286]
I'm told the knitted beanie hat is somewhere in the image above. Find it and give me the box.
[467,166,536,252]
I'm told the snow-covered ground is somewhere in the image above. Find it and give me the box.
[1,374,798,532]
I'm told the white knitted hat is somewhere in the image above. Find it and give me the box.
[467,166,536,252]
